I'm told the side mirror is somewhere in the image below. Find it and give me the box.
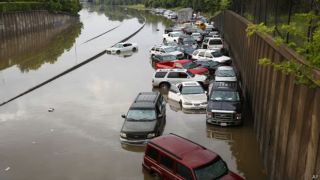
[121,114,126,118]
[204,91,207,94]
[158,114,164,118]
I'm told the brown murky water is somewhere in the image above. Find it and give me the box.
[0,3,267,180]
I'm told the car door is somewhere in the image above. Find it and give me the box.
[168,84,181,102]
[167,72,188,84]
[124,43,131,51]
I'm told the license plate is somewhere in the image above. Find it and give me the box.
[194,104,200,106]
[220,123,227,126]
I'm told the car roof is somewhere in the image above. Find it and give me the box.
[217,66,234,71]
[156,68,188,73]
[210,81,238,91]
[149,134,218,168]
[181,81,201,86]
[130,92,160,109]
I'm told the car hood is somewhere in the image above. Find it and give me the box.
[169,51,183,56]
[215,76,237,81]
[213,56,231,63]
[189,67,209,74]
[182,94,207,103]
[207,100,241,112]
[122,120,157,132]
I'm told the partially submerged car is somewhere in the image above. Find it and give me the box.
[143,133,244,180]
[150,54,178,64]
[192,49,231,64]
[120,92,166,145]
[106,42,138,54]
[156,59,209,75]
[168,81,207,109]
[206,81,243,126]
[195,59,221,75]
[152,69,209,89]
[150,45,184,59]
[215,66,237,82]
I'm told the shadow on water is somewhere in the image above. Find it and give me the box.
[0,22,82,72]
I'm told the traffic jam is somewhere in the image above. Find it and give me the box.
[107,14,244,180]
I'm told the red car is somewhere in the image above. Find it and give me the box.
[156,59,209,75]
[143,133,244,180]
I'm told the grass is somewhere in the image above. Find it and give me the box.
[121,4,146,11]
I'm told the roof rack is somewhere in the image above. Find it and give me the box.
[169,133,207,150]
[149,141,182,160]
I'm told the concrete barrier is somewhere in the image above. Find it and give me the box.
[214,10,320,180]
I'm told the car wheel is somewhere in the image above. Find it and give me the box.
[159,82,170,89]
[116,50,121,54]
[132,47,137,52]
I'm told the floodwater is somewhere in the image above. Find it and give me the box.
[0,3,267,180]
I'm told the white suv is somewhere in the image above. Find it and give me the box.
[150,45,184,59]
[152,69,209,89]
[202,37,224,50]
[192,49,231,64]
[162,32,182,43]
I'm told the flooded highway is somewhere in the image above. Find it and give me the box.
[0,3,267,180]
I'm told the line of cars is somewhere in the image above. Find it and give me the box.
[117,20,244,179]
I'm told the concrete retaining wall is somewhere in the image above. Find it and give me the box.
[0,11,78,40]
[214,10,320,180]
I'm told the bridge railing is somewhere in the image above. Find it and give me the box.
[214,10,320,180]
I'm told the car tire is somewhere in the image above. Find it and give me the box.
[132,47,137,52]
[159,82,170,89]
[116,50,121,54]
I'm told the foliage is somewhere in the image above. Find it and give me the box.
[246,11,320,87]
[258,58,320,88]
[0,1,81,14]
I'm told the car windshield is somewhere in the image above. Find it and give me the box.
[211,51,223,57]
[216,69,235,77]
[210,91,240,101]
[194,159,228,180]
[209,39,222,45]
[162,55,177,61]
[183,62,198,69]
[113,44,123,48]
[126,109,156,121]
[164,47,176,53]
[171,33,181,37]
[181,86,204,94]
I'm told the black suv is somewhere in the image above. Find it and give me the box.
[206,81,243,126]
[120,92,166,145]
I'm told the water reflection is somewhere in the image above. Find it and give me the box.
[83,2,173,27]
[0,23,82,72]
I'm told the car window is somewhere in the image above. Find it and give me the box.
[177,163,193,180]
[205,52,213,58]
[155,72,167,78]
[151,47,156,51]
[193,50,199,56]
[209,39,223,45]
[167,72,179,78]
[160,155,174,170]
[199,51,205,57]
[126,109,156,120]
[146,147,158,161]
[178,72,188,78]
[156,48,160,52]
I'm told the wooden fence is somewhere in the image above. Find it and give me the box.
[214,10,320,180]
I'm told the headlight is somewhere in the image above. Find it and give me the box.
[207,111,213,118]
[236,113,242,119]
[183,102,192,105]
[147,133,155,138]
[120,132,127,138]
